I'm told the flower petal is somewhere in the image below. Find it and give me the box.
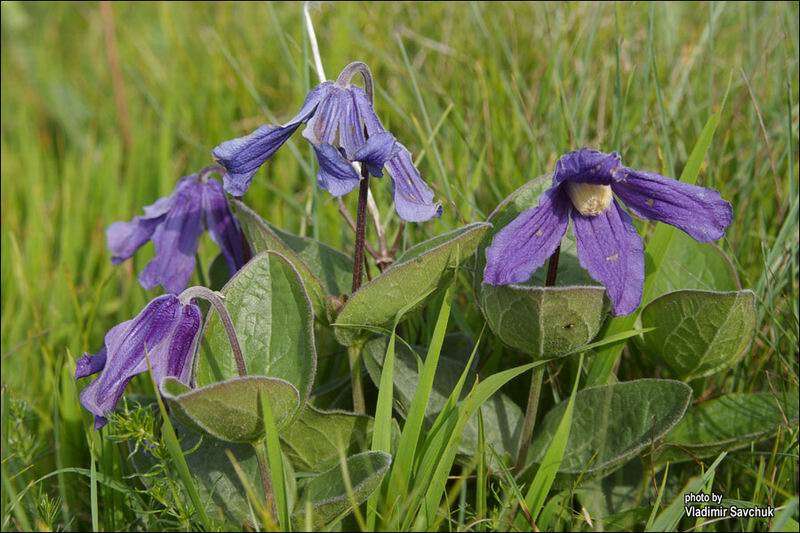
[385,145,442,222]
[106,195,172,264]
[139,183,205,294]
[312,143,361,197]
[213,82,332,196]
[78,295,182,428]
[613,168,733,242]
[149,302,202,385]
[339,89,368,159]
[75,347,108,380]
[572,200,644,316]
[553,148,622,186]
[352,85,386,136]
[202,178,245,274]
[303,87,346,145]
[483,186,571,285]
[353,132,399,177]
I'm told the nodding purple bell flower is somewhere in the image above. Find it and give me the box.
[75,294,201,429]
[106,166,245,294]
[483,148,733,316]
[212,61,442,223]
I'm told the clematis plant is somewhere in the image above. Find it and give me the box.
[107,164,245,294]
[75,293,202,429]
[483,148,733,316]
[212,61,442,223]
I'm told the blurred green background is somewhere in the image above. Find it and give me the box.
[1,1,797,530]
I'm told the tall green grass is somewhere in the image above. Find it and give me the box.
[1,2,798,531]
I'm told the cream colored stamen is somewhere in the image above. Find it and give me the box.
[565,182,613,216]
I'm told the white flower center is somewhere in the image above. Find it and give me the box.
[565,182,613,216]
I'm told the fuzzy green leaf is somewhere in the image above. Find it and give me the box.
[334,223,491,346]
[523,379,691,482]
[640,290,756,380]
[654,392,799,464]
[280,405,374,473]
[292,451,391,530]
[194,252,317,407]
[162,376,300,443]
[233,199,354,322]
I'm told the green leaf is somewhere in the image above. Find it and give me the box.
[292,451,391,530]
[207,252,232,291]
[654,392,800,464]
[474,176,607,359]
[334,223,491,346]
[479,284,607,359]
[363,336,523,464]
[195,251,317,407]
[162,376,300,443]
[644,231,739,304]
[280,405,374,473]
[233,199,354,322]
[178,426,263,526]
[523,379,691,482]
[640,290,757,380]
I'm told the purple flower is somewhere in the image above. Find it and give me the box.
[75,294,201,429]
[107,167,245,294]
[212,62,442,222]
[483,148,733,316]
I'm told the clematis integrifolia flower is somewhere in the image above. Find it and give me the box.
[107,165,245,294]
[75,293,201,429]
[484,148,733,316]
[213,61,442,222]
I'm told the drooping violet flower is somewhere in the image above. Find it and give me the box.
[483,148,733,316]
[107,165,245,294]
[212,61,442,222]
[75,294,201,429]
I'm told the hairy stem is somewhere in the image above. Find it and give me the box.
[514,247,561,472]
[348,343,366,414]
[351,168,371,293]
[514,367,544,473]
[336,61,374,102]
[178,286,247,377]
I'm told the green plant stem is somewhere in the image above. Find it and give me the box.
[351,169,370,293]
[514,368,544,472]
[514,246,560,472]
[178,286,247,377]
[348,343,367,414]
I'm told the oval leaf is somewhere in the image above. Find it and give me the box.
[640,289,756,380]
[654,392,799,464]
[523,379,691,481]
[281,405,375,473]
[334,223,491,346]
[292,451,391,530]
[362,335,523,465]
[645,231,740,304]
[474,176,606,358]
[162,376,300,443]
[233,199,354,323]
[194,251,317,407]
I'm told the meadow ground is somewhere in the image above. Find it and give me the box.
[1,2,798,531]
